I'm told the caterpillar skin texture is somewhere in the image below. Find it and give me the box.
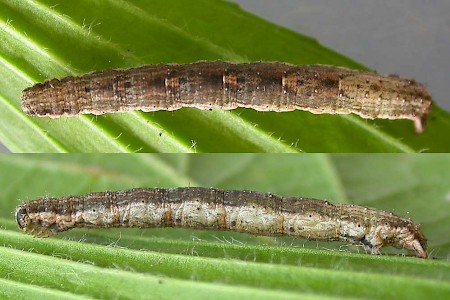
[21,61,431,133]
[15,187,428,258]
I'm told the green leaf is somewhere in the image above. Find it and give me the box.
[1,154,449,299]
[1,0,449,152]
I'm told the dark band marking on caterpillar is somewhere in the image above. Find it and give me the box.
[15,187,428,258]
[21,61,432,133]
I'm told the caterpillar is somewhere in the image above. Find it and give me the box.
[15,187,428,258]
[21,61,431,133]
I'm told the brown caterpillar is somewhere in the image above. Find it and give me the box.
[21,61,431,133]
[15,187,427,258]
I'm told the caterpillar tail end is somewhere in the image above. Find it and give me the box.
[411,239,428,259]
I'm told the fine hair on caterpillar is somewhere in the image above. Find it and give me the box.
[21,61,432,133]
[15,187,428,258]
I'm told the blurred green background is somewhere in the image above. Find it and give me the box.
[1,154,449,299]
[1,153,449,257]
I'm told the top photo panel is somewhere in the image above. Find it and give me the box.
[1,0,449,153]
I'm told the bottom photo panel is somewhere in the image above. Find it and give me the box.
[0,154,449,299]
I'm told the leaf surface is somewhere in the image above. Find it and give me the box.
[1,0,449,152]
[1,154,449,299]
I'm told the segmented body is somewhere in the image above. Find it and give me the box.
[21,61,431,133]
[15,187,427,258]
